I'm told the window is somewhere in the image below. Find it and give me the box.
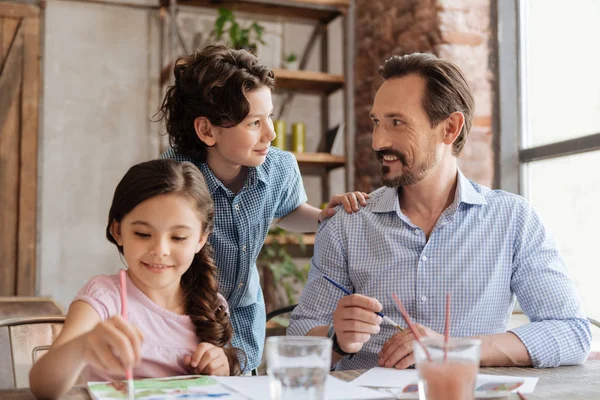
[521,0,600,147]
[516,0,600,321]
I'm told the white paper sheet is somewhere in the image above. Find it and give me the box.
[350,367,538,399]
[215,375,391,400]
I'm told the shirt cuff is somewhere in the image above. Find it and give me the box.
[509,319,590,368]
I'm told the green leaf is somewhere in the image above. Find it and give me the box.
[284,284,294,304]
[284,53,297,63]
[265,247,276,258]
[218,7,233,19]
[251,22,263,36]
[229,22,240,47]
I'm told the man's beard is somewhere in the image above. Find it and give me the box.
[377,147,438,188]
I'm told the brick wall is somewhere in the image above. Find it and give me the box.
[354,0,494,192]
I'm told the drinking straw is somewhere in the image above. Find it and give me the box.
[444,293,450,362]
[391,293,431,361]
[119,270,135,400]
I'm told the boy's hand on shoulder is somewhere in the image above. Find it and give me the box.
[319,191,370,223]
[80,315,143,375]
[184,342,230,376]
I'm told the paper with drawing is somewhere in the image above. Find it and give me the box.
[88,374,390,400]
[87,375,247,400]
[350,367,538,399]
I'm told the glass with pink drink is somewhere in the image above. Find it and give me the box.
[414,337,481,400]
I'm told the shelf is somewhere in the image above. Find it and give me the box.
[264,233,315,246]
[292,152,346,170]
[273,69,344,94]
[166,0,348,23]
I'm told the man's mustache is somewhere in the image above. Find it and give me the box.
[375,150,407,166]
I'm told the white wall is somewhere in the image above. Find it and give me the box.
[39,0,160,307]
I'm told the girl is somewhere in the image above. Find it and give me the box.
[159,45,368,370]
[29,159,241,399]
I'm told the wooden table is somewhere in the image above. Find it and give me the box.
[2,361,599,399]
[332,361,600,399]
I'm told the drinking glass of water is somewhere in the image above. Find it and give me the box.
[266,336,332,400]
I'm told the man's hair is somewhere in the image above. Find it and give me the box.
[378,53,474,155]
[158,45,275,162]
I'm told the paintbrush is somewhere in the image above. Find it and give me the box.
[119,270,135,400]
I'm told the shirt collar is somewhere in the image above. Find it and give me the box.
[455,169,487,206]
[371,169,487,215]
[198,163,268,196]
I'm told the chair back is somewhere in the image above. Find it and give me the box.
[0,315,65,389]
[252,304,298,376]
[266,304,298,338]
[0,297,64,319]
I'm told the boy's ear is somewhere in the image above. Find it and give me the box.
[110,221,123,246]
[194,117,216,147]
[195,232,209,253]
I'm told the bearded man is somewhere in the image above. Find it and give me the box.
[287,53,591,370]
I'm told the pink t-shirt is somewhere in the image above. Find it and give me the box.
[73,272,228,381]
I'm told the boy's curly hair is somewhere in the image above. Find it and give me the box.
[158,45,275,162]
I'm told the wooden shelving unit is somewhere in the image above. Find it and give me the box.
[293,152,346,170]
[273,69,344,94]
[162,0,347,23]
[159,0,355,198]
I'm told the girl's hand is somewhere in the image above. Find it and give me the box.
[318,191,370,223]
[80,316,143,375]
[184,343,230,376]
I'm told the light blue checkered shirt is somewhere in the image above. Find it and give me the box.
[288,170,591,370]
[161,147,307,370]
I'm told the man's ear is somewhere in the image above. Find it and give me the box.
[196,232,209,254]
[110,221,123,246]
[442,111,465,146]
[194,117,216,147]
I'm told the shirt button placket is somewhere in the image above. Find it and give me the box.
[417,252,429,319]
[233,200,245,304]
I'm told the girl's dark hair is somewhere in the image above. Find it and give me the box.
[106,159,244,375]
[158,45,275,162]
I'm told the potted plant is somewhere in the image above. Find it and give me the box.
[282,52,299,70]
[258,227,309,315]
[212,8,266,53]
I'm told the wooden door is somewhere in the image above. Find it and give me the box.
[0,2,41,296]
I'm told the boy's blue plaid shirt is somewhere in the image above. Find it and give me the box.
[162,147,307,371]
[288,171,591,370]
